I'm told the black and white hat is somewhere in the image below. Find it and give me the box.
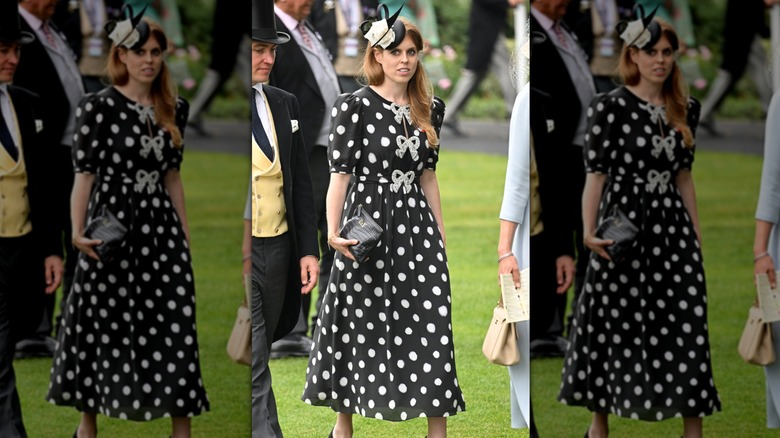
[360,3,406,50]
[105,3,166,51]
[616,4,668,51]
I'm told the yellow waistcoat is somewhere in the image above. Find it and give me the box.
[251,103,287,238]
[0,99,32,237]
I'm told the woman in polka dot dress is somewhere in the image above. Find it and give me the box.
[557,16,720,438]
[301,11,465,438]
[46,15,208,438]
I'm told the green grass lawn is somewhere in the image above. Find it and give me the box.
[18,147,766,437]
[534,149,771,437]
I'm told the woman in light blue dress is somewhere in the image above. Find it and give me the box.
[497,81,530,432]
[754,90,780,428]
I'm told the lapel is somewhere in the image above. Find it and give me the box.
[7,87,35,158]
[276,18,324,99]
[255,86,292,171]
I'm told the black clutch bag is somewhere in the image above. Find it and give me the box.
[83,204,128,262]
[595,205,639,261]
[339,204,382,263]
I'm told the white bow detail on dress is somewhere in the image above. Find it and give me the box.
[395,135,420,161]
[131,103,156,124]
[645,169,671,194]
[640,102,667,124]
[134,169,160,194]
[390,169,415,193]
[390,103,412,125]
[651,135,675,161]
[140,135,165,161]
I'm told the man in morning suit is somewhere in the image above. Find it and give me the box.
[247,0,319,436]
[0,2,63,436]
[270,0,342,357]
[530,0,595,355]
[14,0,86,357]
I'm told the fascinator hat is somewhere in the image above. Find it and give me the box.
[360,3,406,50]
[616,3,676,51]
[105,3,166,51]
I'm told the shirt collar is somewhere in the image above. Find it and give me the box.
[530,6,556,32]
[18,6,44,31]
[274,6,301,33]
[0,84,7,96]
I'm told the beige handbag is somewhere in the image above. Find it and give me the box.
[482,298,520,366]
[226,274,252,366]
[738,301,775,366]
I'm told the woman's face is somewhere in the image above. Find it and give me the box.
[118,35,163,86]
[374,35,419,86]
[630,34,675,87]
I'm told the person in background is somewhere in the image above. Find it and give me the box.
[441,0,521,137]
[754,78,780,431]
[0,3,63,436]
[310,0,378,93]
[14,0,87,359]
[248,0,320,435]
[270,0,343,358]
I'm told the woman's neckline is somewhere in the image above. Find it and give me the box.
[367,86,409,106]
[111,86,154,107]
[623,86,665,107]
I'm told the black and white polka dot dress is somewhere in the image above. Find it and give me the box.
[46,87,209,420]
[557,87,720,420]
[301,87,466,420]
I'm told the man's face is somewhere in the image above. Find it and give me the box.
[252,42,276,83]
[275,0,313,21]
[21,0,58,21]
[0,42,21,83]
[533,0,569,21]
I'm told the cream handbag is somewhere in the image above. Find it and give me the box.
[482,298,520,366]
[226,274,252,366]
[738,301,775,366]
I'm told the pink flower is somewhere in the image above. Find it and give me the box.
[438,78,452,90]
[693,78,707,90]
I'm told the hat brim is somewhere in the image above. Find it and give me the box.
[0,31,35,45]
[252,29,290,44]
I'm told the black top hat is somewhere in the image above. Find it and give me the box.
[360,3,405,50]
[253,0,290,44]
[104,3,165,51]
[0,1,35,45]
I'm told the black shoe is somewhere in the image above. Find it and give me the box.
[529,336,566,359]
[270,334,312,359]
[15,336,56,359]
[442,120,467,137]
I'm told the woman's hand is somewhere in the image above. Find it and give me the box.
[73,234,103,261]
[584,234,614,261]
[755,253,777,289]
[328,235,359,262]
[498,254,520,288]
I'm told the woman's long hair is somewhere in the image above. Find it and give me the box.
[618,19,693,148]
[359,19,439,147]
[107,19,182,148]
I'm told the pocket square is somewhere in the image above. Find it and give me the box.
[35,119,43,133]
[546,119,554,133]
[291,119,299,133]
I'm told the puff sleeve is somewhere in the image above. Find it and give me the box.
[169,97,189,171]
[328,93,364,174]
[679,97,700,171]
[71,93,104,174]
[583,93,615,174]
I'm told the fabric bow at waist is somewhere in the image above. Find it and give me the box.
[99,170,162,194]
[355,171,418,193]
[612,170,672,194]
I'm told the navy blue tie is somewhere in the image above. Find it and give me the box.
[252,91,274,162]
[0,93,18,162]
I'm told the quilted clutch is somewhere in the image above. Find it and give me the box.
[339,204,382,263]
[83,204,128,262]
[595,205,639,261]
